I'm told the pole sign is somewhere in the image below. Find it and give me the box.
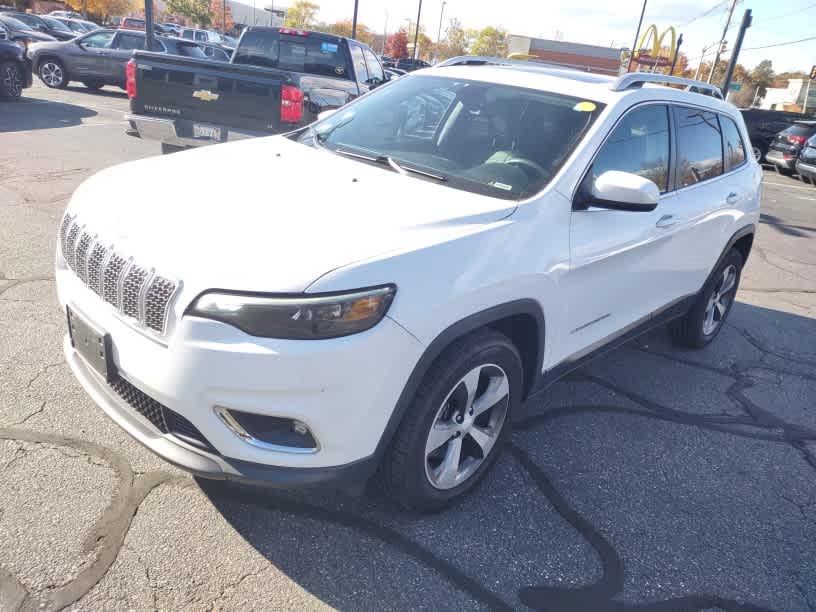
[634,25,677,68]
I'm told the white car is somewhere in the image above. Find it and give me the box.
[56,64,760,510]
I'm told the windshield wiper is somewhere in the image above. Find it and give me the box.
[334,146,447,182]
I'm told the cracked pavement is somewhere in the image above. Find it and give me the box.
[1,83,815,611]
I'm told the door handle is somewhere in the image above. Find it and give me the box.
[726,192,739,205]
[656,214,678,228]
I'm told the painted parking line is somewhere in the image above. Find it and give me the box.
[762,180,815,192]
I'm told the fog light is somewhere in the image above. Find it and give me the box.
[215,406,318,452]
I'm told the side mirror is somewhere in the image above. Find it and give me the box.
[317,108,337,122]
[578,170,659,212]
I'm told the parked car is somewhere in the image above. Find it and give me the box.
[395,57,430,71]
[126,26,389,154]
[764,121,816,174]
[57,69,759,510]
[120,17,145,30]
[179,27,227,44]
[4,12,75,40]
[739,108,814,162]
[54,17,99,34]
[795,134,816,185]
[0,14,56,48]
[28,29,215,90]
[0,35,32,100]
[49,10,83,19]
[160,22,182,36]
[198,41,231,61]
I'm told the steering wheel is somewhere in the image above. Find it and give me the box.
[505,156,547,177]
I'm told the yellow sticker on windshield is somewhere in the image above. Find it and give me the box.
[573,101,597,112]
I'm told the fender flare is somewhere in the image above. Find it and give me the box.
[371,299,545,462]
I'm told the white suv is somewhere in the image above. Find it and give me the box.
[57,64,760,510]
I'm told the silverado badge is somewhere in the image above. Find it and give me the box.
[192,89,219,102]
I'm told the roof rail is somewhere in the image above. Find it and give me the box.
[612,72,723,99]
[438,55,527,67]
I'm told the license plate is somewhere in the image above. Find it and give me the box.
[67,307,115,382]
[193,124,221,140]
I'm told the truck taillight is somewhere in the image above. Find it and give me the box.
[788,134,807,146]
[280,84,304,123]
[125,59,137,99]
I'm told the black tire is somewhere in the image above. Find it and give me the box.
[38,58,68,89]
[671,249,743,349]
[0,60,24,101]
[751,145,764,163]
[82,80,104,90]
[776,165,794,176]
[378,328,522,511]
[161,143,187,155]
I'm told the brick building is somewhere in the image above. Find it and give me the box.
[508,35,625,76]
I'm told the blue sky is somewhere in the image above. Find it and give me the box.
[271,0,816,73]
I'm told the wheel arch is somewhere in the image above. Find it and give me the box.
[34,54,64,76]
[372,299,545,463]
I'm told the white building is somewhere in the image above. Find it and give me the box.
[226,0,285,29]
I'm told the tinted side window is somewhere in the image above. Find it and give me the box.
[721,116,746,168]
[363,47,384,82]
[349,45,367,81]
[233,31,352,79]
[182,30,194,39]
[195,31,207,42]
[114,33,145,51]
[676,107,723,188]
[592,104,670,192]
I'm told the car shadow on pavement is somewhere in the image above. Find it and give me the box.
[760,213,816,238]
[198,302,816,612]
[0,98,97,132]
[64,85,127,99]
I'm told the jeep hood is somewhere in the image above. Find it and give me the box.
[66,136,516,295]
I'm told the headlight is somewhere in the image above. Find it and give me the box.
[186,285,396,339]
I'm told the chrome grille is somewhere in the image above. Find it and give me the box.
[121,265,148,318]
[144,276,176,333]
[74,232,94,283]
[86,243,108,296]
[60,215,179,337]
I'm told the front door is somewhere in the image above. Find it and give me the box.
[562,103,675,362]
[66,30,115,78]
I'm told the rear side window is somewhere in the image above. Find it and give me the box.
[233,31,351,79]
[363,47,384,82]
[182,29,194,39]
[675,107,723,188]
[721,116,746,168]
[177,43,207,59]
[349,45,367,81]
[114,33,145,51]
[195,31,207,42]
[592,104,670,192]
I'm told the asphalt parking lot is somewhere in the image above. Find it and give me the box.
[1,82,815,612]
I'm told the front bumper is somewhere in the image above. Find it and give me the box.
[765,149,796,170]
[795,160,816,181]
[57,265,425,487]
[125,114,265,148]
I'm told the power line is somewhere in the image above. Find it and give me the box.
[678,0,728,26]
[762,1,816,23]
[742,34,816,51]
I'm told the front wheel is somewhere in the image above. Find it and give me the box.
[0,61,23,101]
[671,249,743,348]
[752,145,764,163]
[39,59,68,89]
[378,329,522,511]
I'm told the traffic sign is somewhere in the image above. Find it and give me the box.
[728,82,742,92]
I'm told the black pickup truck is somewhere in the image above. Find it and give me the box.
[125,26,389,153]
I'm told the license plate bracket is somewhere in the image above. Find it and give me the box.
[193,123,222,141]
[67,307,116,383]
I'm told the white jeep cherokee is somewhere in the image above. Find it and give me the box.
[57,63,761,510]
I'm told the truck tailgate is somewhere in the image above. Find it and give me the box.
[130,51,287,134]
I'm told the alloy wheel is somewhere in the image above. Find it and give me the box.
[41,62,63,87]
[2,64,22,98]
[703,264,737,335]
[424,363,509,490]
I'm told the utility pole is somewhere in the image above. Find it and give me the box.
[382,10,388,55]
[222,0,227,34]
[721,9,752,94]
[627,0,647,72]
[669,33,683,75]
[351,0,359,40]
[437,1,446,42]
[144,0,155,50]
[708,0,737,84]
[413,0,423,60]
[693,42,715,81]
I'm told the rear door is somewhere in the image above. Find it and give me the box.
[107,31,147,83]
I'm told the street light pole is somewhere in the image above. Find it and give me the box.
[669,32,683,75]
[351,0,359,40]
[144,0,155,50]
[436,0,446,42]
[627,0,647,72]
[413,0,423,60]
[708,0,737,83]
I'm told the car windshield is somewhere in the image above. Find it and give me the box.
[80,21,98,31]
[0,16,35,32]
[42,16,71,32]
[299,74,605,200]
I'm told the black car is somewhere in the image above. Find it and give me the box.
[765,121,816,174]
[0,14,56,48]
[54,17,97,34]
[29,29,217,90]
[5,12,75,40]
[740,108,814,162]
[394,57,430,71]
[795,134,816,185]
[0,36,33,100]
